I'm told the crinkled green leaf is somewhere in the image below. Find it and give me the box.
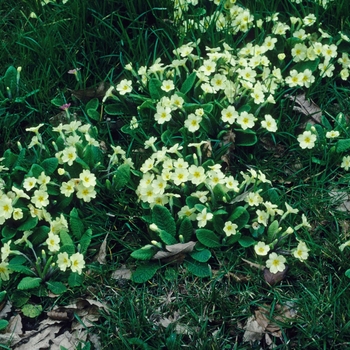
[17,277,42,290]
[68,272,83,287]
[190,249,211,262]
[70,208,84,240]
[178,217,193,242]
[238,236,256,248]
[41,157,58,175]
[184,258,211,277]
[80,228,92,255]
[112,164,130,190]
[131,246,156,260]
[21,304,43,318]
[46,281,67,295]
[196,229,221,248]
[180,72,197,94]
[131,263,159,283]
[152,205,176,236]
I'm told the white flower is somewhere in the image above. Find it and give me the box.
[196,208,213,228]
[297,131,317,149]
[254,241,270,256]
[266,252,286,274]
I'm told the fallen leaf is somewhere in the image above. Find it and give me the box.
[96,234,109,264]
[111,265,132,280]
[220,129,236,167]
[263,265,289,286]
[152,241,196,260]
[243,315,265,342]
[70,81,111,103]
[285,93,322,124]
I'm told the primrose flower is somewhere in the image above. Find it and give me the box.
[188,165,206,185]
[293,241,309,261]
[70,252,85,274]
[254,241,270,256]
[154,106,172,124]
[76,183,96,202]
[297,131,317,149]
[30,189,49,209]
[79,169,97,188]
[1,240,12,260]
[57,252,71,272]
[237,112,256,130]
[221,106,238,124]
[161,79,175,92]
[266,252,287,274]
[0,261,11,281]
[26,123,44,134]
[196,208,213,228]
[60,180,75,197]
[116,79,132,95]
[23,177,37,191]
[261,114,277,132]
[223,221,238,237]
[0,195,13,220]
[184,113,202,132]
[61,146,77,166]
[178,205,197,221]
[340,155,350,171]
[46,232,60,253]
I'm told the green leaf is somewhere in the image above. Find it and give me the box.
[184,258,211,277]
[180,72,197,94]
[238,236,256,247]
[112,164,130,190]
[196,229,221,248]
[228,206,250,229]
[178,217,193,242]
[70,208,84,240]
[17,277,42,290]
[85,97,99,111]
[321,115,332,131]
[2,149,18,168]
[28,164,45,178]
[190,249,211,262]
[226,232,241,245]
[336,139,350,153]
[17,216,38,231]
[131,263,159,283]
[68,272,83,287]
[152,205,176,236]
[41,157,58,175]
[131,246,156,260]
[104,104,124,115]
[10,290,30,307]
[159,230,178,245]
[234,129,257,146]
[51,97,66,107]
[46,281,67,295]
[21,304,43,318]
[60,230,74,246]
[87,108,100,121]
[148,78,162,100]
[293,58,320,73]
[0,291,6,304]
[2,226,17,239]
[8,264,36,276]
[0,319,8,331]
[31,226,50,246]
[345,269,350,278]
[59,244,75,255]
[4,66,17,97]
[267,220,280,242]
[80,228,92,255]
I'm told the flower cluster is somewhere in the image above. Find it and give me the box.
[134,138,310,274]
[0,114,123,282]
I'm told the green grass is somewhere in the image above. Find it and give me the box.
[1,0,350,349]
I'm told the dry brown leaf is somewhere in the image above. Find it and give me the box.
[243,303,298,345]
[152,241,196,260]
[263,266,288,286]
[203,140,212,158]
[96,234,109,264]
[241,258,264,270]
[243,315,265,342]
[220,129,236,167]
[70,81,111,103]
[285,93,322,124]
[111,265,132,280]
